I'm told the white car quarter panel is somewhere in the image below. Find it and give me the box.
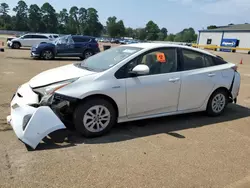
[178,65,235,111]
[125,72,181,118]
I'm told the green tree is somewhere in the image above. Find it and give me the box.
[69,6,80,34]
[174,28,197,42]
[116,20,125,37]
[126,27,134,38]
[161,27,168,36]
[41,2,58,33]
[165,34,175,41]
[28,4,43,32]
[0,3,13,29]
[134,28,147,40]
[13,0,29,31]
[157,32,165,41]
[207,25,217,29]
[84,8,103,36]
[106,17,126,37]
[145,20,160,40]
[57,8,69,33]
[78,7,87,34]
[106,16,118,37]
[0,3,10,15]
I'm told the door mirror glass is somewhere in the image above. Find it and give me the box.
[130,64,149,75]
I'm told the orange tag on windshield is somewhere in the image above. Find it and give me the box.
[156,53,166,63]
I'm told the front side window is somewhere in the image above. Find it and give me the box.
[204,55,215,67]
[125,48,177,76]
[76,46,142,72]
[182,49,206,70]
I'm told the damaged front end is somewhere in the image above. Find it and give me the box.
[7,79,78,149]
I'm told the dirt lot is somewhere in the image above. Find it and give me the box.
[0,44,250,188]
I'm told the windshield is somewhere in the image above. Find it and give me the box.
[76,46,142,71]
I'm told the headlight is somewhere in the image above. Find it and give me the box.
[33,78,79,96]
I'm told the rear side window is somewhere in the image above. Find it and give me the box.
[73,37,91,43]
[213,57,227,65]
[204,55,215,67]
[53,35,59,38]
[22,35,33,39]
[182,49,206,70]
[33,35,48,39]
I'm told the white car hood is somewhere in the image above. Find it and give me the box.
[29,64,96,88]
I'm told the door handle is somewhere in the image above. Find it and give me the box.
[169,78,180,82]
[208,73,216,77]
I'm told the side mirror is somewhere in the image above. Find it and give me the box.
[130,64,149,76]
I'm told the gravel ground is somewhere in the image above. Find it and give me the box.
[0,45,250,188]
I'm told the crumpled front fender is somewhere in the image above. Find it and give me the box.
[9,105,66,149]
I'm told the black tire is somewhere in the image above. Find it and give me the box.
[206,89,229,116]
[83,50,93,59]
[12,42,21,49]
[41,49,54,60]
[74,98,117,137]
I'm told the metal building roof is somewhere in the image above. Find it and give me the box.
[199,24,250,32]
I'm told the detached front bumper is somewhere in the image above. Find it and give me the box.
[7,83,66,149]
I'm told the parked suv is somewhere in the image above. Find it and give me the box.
[31,35,100,60]
[9,33,55,49]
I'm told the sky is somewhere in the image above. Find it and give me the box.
[4,0,250,33]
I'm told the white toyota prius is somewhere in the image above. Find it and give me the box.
[7,43,241,149]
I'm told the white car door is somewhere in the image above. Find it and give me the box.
[20,35,33,47]
[124,48,181,118]
[177,49,221,111]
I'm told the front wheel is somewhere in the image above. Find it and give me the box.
[41,50,54,60]
[12,42,21,49]
[74,99,117,137]
[206,90,228,116]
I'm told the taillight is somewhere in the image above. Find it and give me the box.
[231,65,238,71]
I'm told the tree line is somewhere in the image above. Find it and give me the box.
[0,1,197,42]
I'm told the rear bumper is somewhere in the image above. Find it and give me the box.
[231,72,241,100]
[7,83,66,149]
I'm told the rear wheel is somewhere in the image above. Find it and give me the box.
[206,89,228,116]
[41,50,54,60]
[74,99,117,137]
[83,50,93,59]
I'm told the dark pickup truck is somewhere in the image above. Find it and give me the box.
[31,35,100,60]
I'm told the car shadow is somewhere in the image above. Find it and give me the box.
[33,104,250,151]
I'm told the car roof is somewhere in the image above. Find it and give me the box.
[125,43,216,57]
